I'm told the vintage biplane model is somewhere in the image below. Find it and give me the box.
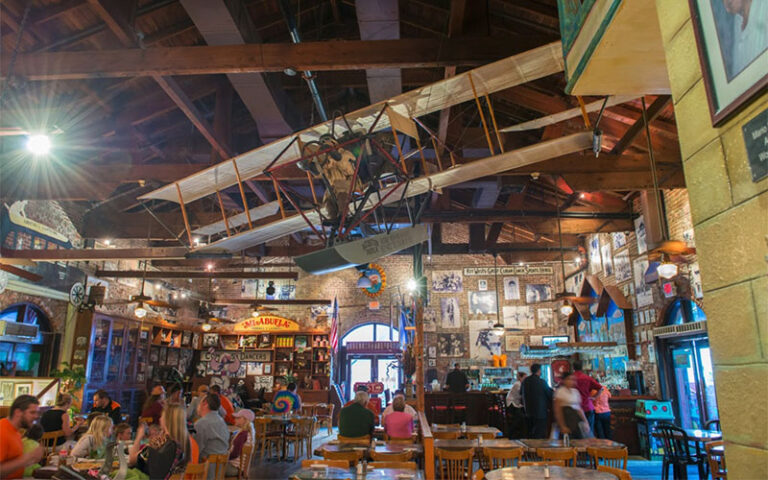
[140,42,598,271]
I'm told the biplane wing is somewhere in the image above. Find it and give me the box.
[193,131,593,253]
[139,42,564,205]
[500,95,638,132]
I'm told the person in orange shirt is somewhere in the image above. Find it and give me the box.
[209,385,234,425]
[0,395,44,479]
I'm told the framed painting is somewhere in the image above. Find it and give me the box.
[14,383,32,397]
[689,0,768,125]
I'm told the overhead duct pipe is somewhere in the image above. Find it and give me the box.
[278,0,329,121]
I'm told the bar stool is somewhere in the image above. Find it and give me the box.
[451,398,468,425]
[431,398,453,424]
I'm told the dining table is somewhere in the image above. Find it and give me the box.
[431,424,502,436]
[314,440,424,458]
[519,438,626,453]
[484,465,617,480]
[291,467,423,480]
[434,438,525,450]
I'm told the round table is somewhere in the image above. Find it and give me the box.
[485,466,617,480]
[292,467,423,480]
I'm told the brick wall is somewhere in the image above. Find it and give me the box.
[655,1,768,475]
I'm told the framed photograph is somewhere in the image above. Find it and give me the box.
[614,251,632,282]
[191,332,200,349]
[503,277,520,300]
[469,320,502,360]
[689,0,768,125]
[635,216,648,255]
[139,330,149,341]
[264,364,272,375]
[502,306,535,329]
[0,382,13,403]
[428,359,436,367]
[601,244,614,277]
[423,308,438,332]
[202,333,219,348]
[537,308,554,329]
[440,297,462,328]
[437,333,466,357]
[505,335,525,352]
[432,270,463,293]
[468,291,497,315]
[525,284,552,304]
[428,346,437,358]
[478,279,488,291]
[14,383,32,397]
[612,232,627,250]
[181,331,192,347]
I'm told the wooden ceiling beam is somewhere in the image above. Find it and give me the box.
[610,95,672,154]
[95,270,298,279]
[0,247,189,261]
[4,37,530,80]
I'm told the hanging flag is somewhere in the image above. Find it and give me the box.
[330,297,339,353]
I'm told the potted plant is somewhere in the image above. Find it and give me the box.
[51,362,86,415]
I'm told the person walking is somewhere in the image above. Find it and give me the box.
[571,361,602,435]
[520,363,552,439]
[554,372,590,439]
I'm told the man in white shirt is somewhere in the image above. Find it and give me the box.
[382,390,418,421]
[506,371,526,438]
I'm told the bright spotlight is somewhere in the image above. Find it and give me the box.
[406,278,418,292]
[26,134,51,156]
[206,263,214,272]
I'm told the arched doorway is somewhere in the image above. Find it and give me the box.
[0,303,60,377]
[657,298,717,429]
[340,323,400,401]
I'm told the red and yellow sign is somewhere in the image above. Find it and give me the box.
[234,315,300,333]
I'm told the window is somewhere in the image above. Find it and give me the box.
[0,303,56,377]
[341,323,400,345]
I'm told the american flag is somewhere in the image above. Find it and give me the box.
[329,297,339,353]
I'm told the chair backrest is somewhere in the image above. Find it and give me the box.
[253,417,273,437]
[705,441,727,479]
[181,462,208,480]
[236,444,254,479]
[597,465,633,480]
[705,419,721,431]
[433,431,461,440]
[337,435,370,443]
[41,430,64,455]
[483,447,523,469]
[369,461,418,470]
[322,449,363,466]
[301,459,350,469]
[369,450,413,462]
[291,417,315,436]
[314,403,334,417]
[587,446,628,469]
[206,453,229,480]
[436,447,474,480]
[385,436,417,443]
[519,461,557,466]
[536,447,578,467]
[655,423,692,459]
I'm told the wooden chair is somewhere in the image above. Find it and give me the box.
[285,417,315,460]
[205,454,229,480]
[314,403,334,436]
[536,447,578,467]
[41,430,64,456]
[224,444,254,480]
[483,447,523,469]
[369,461,418,470]
[369,450,412,462]
[587,446,628,469]
[436,447,474,480]
[433,431,461,440]
[705,441,727,479]
[301,459,350,469]
[322,449,364,467]
[337,434,370,443]
[180,462,208,480]
[472,470,485,480]
[518,461,555,466]
[254,417,282,462]
[597,465,633,480]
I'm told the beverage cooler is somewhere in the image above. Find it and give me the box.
[480,367,514,390]
[635,399,675,459]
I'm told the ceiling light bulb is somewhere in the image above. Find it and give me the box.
[406,278,418,292]
[201,323,212,332]
[26,134,51,155]
[560,304,574,316]
[252,309,259,317]
[104,239,111,246]
[657,262,679,279]
[518,261,524,267]
[181,292,187,298]
[134,305,147,318]
[206,263,214,271]
[579,193,586,199]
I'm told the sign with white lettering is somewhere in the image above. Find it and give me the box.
[463,265,554,276]
[233,315,300,333]
[743,107,768,182]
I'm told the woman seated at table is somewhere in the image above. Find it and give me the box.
[129,404,189,480]
[141,385,167,424]
[40,393,84,445]
[71,414,113,459]
[554,372,590,439]
[226,409,255,477]
[383,396,413,439]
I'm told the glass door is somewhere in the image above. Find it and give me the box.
[671,344,701,428]
[696,342,719,426]
[348,358,372,401]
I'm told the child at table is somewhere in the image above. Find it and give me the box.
[22,424,44,477]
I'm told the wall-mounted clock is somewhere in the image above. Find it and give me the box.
[69,282,86,307]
